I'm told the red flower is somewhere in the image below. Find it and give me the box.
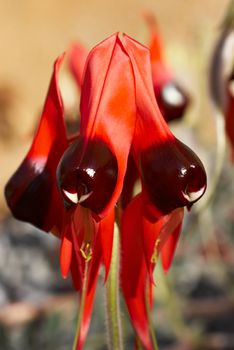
[119,34,206,349]
[5,33,206,349]
[225,73,234,160]
[144,11,190,122]
[5,54,68,233]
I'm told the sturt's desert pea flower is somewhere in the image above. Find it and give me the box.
[143,11,190,122]
[209,1,234,160]
[5,33,206,349]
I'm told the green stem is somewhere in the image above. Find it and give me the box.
[72,261,89,350]
[105,224,123,350]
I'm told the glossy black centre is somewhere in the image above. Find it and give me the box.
[57,137,118,215]
[5,159,52,230]
[140,139,207,214]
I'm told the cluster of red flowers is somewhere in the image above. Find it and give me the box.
[5,18,206,350]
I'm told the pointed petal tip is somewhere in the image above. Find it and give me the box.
[54,52,66,70]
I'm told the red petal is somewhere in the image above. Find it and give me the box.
[121,155,139,209]
[60,211,74,279]
[140,200,184,281]
[122,33,174,152]
[143,11,164,63]
[79,33,136,218]
[68,42,89,88]
[76,218,102,349]
[121,194,153,349]
[99,209,115,281]
[5,54,68,232]
[161,214,183,272]
[141,211,166,282]
[157,208,184,252]
[70,251,82,291]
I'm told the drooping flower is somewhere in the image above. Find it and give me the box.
[5,33,206,350]
[224,71,234,160]
[118,34,206,349]
[143,11,190,122]
[5,54,68,233]
[209,2,234,160]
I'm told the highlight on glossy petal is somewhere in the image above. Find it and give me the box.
[156,81,190,122]
[5,54,68,231]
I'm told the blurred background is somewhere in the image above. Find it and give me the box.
[0,0,234,349]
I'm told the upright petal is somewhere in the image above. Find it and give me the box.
[68,41,89,88]
[5,54,68,231]
[58,34,136,219]
[80,34,136,218]
[144,12,189,122]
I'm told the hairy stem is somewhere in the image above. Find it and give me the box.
[105,224,123,350]
[72,261,89,350]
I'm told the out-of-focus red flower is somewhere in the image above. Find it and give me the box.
[68,12,190,124]
[5,33,206,350]
[143,11,190,122]
[209,6,234,160]
[225,73,234,160]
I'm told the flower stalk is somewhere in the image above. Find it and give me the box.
[105,224,123,350]
[72,261,89,350]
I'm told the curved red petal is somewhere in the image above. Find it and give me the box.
[68,42,89,88]
[143,10,164,63]
[99,209,115,282]
[5,54,68,231]
[141,210,166,282]
[121,195,153,349]
[79,33,136,218]
[70,251,82,291]
[144,12,172,87]
[77,220,102,349]
[161,213,183,272]
[122,33,174,152]
[60,211,74,279]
